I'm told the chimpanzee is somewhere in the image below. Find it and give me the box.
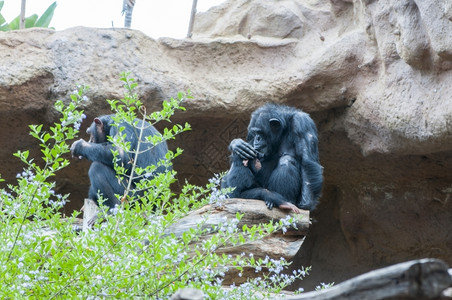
[222,103,323,213]
[70,114,169,211]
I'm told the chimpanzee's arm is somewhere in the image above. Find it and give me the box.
[70,139,130,169]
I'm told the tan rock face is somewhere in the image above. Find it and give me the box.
[1,0,452,291]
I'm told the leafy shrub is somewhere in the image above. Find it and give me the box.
[0,73,308,299]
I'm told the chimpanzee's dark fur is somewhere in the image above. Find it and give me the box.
[222,104,323,211]
[71,114,168,210]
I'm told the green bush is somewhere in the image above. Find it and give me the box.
[0,73,308,299]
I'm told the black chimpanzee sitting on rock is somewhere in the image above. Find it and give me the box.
[222,103,323,213]
[70,114,169,215]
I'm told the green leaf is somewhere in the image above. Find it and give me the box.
[22,150,29,160]
[24,14,38,28]
[35,1,56,28]
[8,15,19,30]
[0,23,8,31]
[43,133,51,143]
[0,1,4,11]
[0,14,5,26]
[51,161,60,171]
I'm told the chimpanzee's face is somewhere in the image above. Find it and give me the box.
[250,129,268,158]
[86,118,107,143]
[248,117,282,159]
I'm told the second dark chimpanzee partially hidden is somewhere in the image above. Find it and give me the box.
[222,103,323,213]
[70,114,169,211]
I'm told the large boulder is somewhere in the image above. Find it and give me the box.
[1,0,452,292]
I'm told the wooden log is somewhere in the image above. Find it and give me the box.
[282,259,452,300]
[82,198,98,231]
[166,198,310,237]
[164,198,310,260]
[165,198,310,285]
[170,287,203,300]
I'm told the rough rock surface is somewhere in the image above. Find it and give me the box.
[1,0,452,292]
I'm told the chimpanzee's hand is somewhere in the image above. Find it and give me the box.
[70,139,89,159]
[229,139,257,160]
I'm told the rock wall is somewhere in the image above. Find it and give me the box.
[1,0,452,291]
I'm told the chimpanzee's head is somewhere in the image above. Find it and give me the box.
[86,115,114,143]
[247,105,286,158]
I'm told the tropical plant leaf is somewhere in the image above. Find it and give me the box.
[25,14,38,28]
[0,1,56,31]
[0,1,7,30]
[7,15,19,30]
[35,1,56,28]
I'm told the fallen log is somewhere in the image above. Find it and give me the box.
[164,198,310,260]
[282,258,452,300]
[82,198,310,260]
[82,198,98,231]
[164,198,310,285]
